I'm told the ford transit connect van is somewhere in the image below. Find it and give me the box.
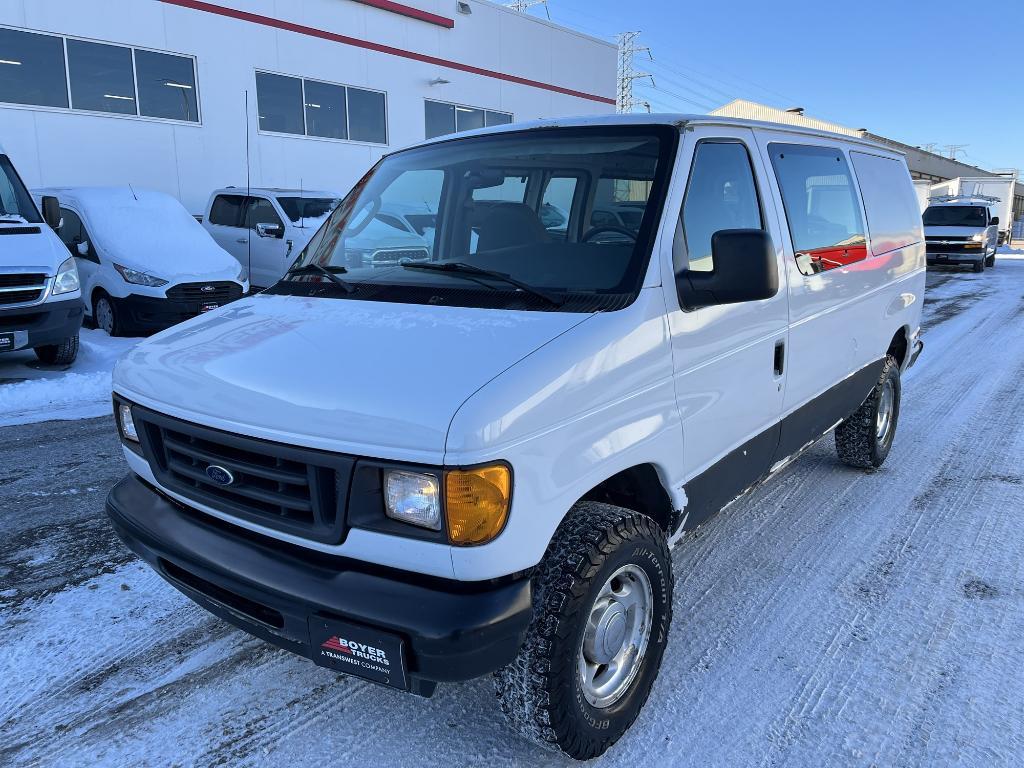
[0,145,83,365]
[106,115,926,759]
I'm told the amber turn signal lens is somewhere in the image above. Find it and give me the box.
[445,464,511,546]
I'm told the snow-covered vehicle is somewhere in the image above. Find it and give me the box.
[34,187,248,337]
[0,146,83,365]
[106,115,925,759]
[203,188,342,289]
[923,196,1000,272]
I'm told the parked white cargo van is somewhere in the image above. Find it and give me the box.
[0,145,83,365]
[202,188,342,289]
[107,115,926,759]
[923,196,999,272]
[929,176,1016,245]
[35,187,249,337]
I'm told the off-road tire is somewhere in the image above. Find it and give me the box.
[494,502,673,760]
[835,355,901,469]
[33,334,79,366]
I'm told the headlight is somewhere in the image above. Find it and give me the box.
[113,263,168,287]
[385,471,441,530]
[52,256,80,295]
[970,233,985,242]
[118,402,139,443]
[445,464,511,546]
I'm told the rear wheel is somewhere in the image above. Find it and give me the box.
[835,356,901,469]
[94,294,122,337]
[33,334,79,366]
[495,502,673,760]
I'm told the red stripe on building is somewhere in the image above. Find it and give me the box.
[349,0,454,29]
[157,0,617,106]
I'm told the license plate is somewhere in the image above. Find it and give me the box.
[0,332,15,352]
[308,616,408,690]
[200,302,220,313]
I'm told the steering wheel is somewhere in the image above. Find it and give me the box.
[581,226,638,244]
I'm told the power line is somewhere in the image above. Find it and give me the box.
[616,31,654,114]
[504,0,551,20]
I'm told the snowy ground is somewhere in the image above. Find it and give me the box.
[0,329,138,427]
[2,255,1024,767]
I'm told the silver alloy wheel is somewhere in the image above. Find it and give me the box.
[876,378,895,442]
[95,297,114,335]
[578,563,654,709]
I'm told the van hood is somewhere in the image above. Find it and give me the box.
[923,225,985,237]
[0,224,66,272]
[113,294,590,463]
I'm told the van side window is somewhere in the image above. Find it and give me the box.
[849,151,921,256]
[58,208,83,251]
[769,144,866,275]
[209,194,246,227]
[679,141,762,273]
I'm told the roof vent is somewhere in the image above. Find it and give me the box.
[785,107,805,115]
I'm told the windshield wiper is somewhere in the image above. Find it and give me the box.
[285,263,356,294]
[401,262,563,306]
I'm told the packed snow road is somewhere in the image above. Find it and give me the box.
[2,259,1023,767]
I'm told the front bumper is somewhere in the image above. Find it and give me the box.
[0,296,84,352]
[926,251,983,266]
[113,292,237,334]
[105,474,533,696]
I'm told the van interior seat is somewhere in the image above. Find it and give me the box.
[474,202,551,253]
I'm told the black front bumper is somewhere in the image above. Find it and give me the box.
[105,474,533,696]
[113,293,229,334]
[0,296,83,351]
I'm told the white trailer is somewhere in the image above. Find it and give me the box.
[929,176,1017,244]
[913,180,933,213]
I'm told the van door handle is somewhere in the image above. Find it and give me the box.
[774,340,786,377]
[236,238,248,244]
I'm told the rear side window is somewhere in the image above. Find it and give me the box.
[680,141,763,272]
[849,151,921,256]
[209,194,246,226]
[770,144,866,275]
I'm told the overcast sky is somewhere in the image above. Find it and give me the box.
[523,0,1024,173]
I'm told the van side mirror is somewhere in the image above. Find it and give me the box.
[42,196,61,231]
[677,229,779,311]
[77,241,90,257]
[256,222,283,239]
[990,216,999,226]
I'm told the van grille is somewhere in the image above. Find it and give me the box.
[133,406,354,544]
[166,282,243,304]
[0,273,47,306]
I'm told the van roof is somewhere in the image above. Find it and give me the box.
[408,113,903,156]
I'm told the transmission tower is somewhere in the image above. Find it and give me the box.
[944,144,968,161]
[505,0,550,18]
[616,32,654,114]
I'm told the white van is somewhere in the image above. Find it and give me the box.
[0,146,83,365]
[202,188,342,290]
[106,115,925,759]
[923,196,1000,272]
[35,187,248,336]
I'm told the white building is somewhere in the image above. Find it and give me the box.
[0,0,616,213]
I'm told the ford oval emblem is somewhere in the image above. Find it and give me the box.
[206,465,235,486]
[201,285,216,293]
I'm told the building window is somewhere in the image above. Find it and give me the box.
[135,49,198,122]
[256,72,305,135]
[0,28,68,108]
[424,100,512,139]
[67,39,137,115]
[256,70,388,145]
[0,26,199,123]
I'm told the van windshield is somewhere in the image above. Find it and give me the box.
[267,126,678,312]
[0,155,42,224]
[923,205,987,227]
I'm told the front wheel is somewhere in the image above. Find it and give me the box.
[94,294,122,337]
[835,356,901,469]
[973,259,985,273]
[495,502,673,760]
[34,334,80,366]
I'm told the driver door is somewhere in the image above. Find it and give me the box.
[244,196,288,288]
[58,206,100,309]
